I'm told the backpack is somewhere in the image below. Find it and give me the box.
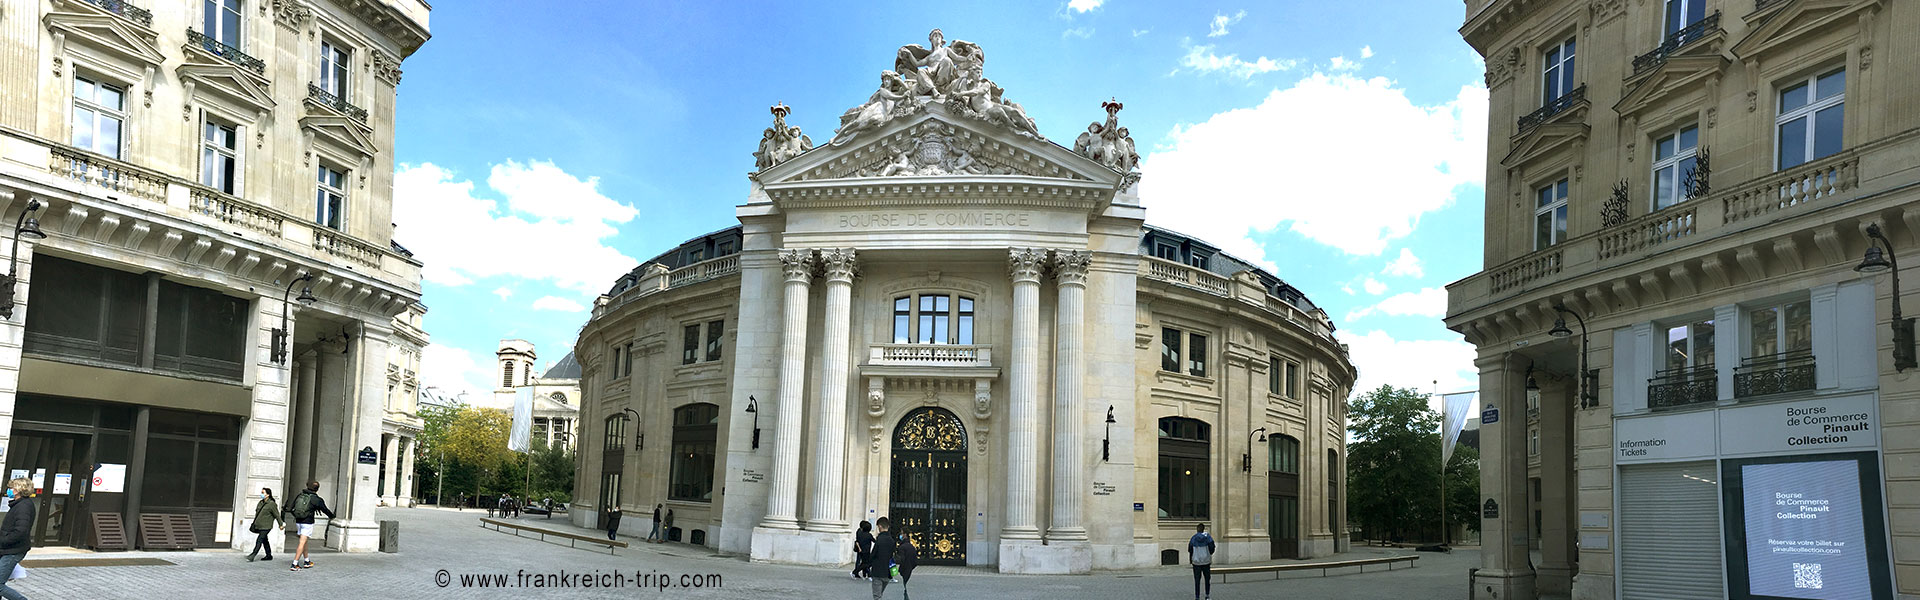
[291,492,316,520]
[1190,534,1213,565]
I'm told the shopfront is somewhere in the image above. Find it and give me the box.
[1614,393,1894,600]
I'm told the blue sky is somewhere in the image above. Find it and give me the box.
[391,0,1490,402]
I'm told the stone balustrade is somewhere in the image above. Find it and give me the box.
[1141,256,1230,295]
[49,146,167,202]
[1722,151,1859,226]
[1598,203,1696,262]
[190,187,285,239]
[868,343,993,366]
[313,228,383,269]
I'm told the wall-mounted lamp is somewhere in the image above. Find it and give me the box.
[745,395,761,450]
[1857,223,1916,371]
[1102,405,1116,462]
[1524,365,1542,411]
[1548,304,1600,408]
[270,273,317,365]
[0,199,47,320]
[1242,427,1268,472]
[621,407,644,450]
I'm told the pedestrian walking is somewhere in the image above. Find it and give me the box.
[663,508,675,543]
[868,517,896,600]
[851,520,874,579]
[246,488,282,562]
[647,504,663,543]
[1189,522,1215,600]
[604,506,622,541]
[284,481,335,571]
[0,477,36,600]
[894,526,918,600]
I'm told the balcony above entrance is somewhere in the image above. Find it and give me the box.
[861,343,1000,381]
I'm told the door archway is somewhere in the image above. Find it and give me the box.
[889,407,967,565]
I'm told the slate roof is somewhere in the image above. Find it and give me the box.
[542,351,582,379]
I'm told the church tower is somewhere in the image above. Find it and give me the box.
[496,339,536,391]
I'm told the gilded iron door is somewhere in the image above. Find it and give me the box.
[889,408,967,565]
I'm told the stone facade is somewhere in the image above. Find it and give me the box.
[1451,1,1919,598]
[487,339,581,451]
[0,0,428,552]
[569,31,1354,574]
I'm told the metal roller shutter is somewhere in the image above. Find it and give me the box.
[1619,461,1724,599]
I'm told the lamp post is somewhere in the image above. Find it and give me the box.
[0,199,47,320]
[1242,427,1267,472]
[1548,305,1600,408]
[622,407,643,450]
[1102,406,1116,462]
[1856,223,1916,371]
[270,273,317,364]
[744,395,761,450]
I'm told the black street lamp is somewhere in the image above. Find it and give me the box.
[0,199,47,320]
[1242,427,1268,472]
[270,273,316,364]
[1102,405,1116,462]
[622,407,644,450]
[1856,223,1915,371]
[1549,305,1601,408]
[745,396,761,450]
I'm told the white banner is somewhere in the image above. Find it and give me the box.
[1441,392,1476,466]
[508,387,533,452]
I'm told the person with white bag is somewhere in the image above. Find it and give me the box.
[0,477,35,599]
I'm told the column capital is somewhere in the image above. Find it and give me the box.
[1009,248,1046,284]
[1051,250,1091,287]
[779,249,815,284]
[818,248,858,284]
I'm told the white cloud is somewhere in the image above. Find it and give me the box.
[1346,287,1448,322]
[1383,248,1424,278]
[1132,28,1152,38]
[1329,56,1361,71]
[1336,329,1477,399]
[423,342,492,400]
[491,287,514,300]
[1362,278,1388,295]
[1360,45,1375,59]
[1208,10,1245,37]
[1180,44,1297,79]
[1068,0,1104,12]
[1138,73,1488,265]
[393,161,642,295]
[531,296,587,313]
[1063,27,1095,40]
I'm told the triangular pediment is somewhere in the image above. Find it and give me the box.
[1615,54,1727,118]
[178,64,276,114]
[300,115,378,159]
[43,10,164,69]
[1502,122,1589,168]
[757,105,1119,187]
[1733,0,1882,61]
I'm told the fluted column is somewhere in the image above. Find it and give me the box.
[806,248,858,532]
[1003,248,1046,540]
[1048,250,1091,541]
[382,433,400,505]
[761,249,814,530]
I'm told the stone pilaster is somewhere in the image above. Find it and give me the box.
[290,354,318,490]
[1048,251,1090,541]
[1473,352,1536,599]
[805,248,857,532]
[398,436,415,506]
[1002,248,1046,543]
[382,433,400,506]
[761,249,813,530]
[329,322,390,552]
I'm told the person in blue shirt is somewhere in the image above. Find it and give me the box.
[1189,522,1216,600]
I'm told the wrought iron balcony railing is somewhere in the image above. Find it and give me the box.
[1519,84,1586,133]
[1733,350,1815,399]
[1633,12,1721,76]
[307,83,369,124]
[1648,365,1718,410]
[79,0,153,26]
[188,29,265,75]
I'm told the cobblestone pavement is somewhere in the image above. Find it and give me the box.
[10,507,1477,599]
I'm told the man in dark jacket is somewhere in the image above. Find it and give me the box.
[894,526,919,600]
[0,477,35,600]
[868,517,896,600]
[1189,522,1216,600]
[604,506,622,541]
[284,481,335,571]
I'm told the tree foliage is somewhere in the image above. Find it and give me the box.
[1346,384,1481,543]
[412,404,577,505]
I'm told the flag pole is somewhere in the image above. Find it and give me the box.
[1435,380,1447,547]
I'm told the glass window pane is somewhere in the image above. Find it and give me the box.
[201,148,218,186]
[1536,211,1552,250]
[1161,328,1180,372]
[73,76,92,101]
[1537,186,1553,208]
[1784,302,1811,352]
[957,314,973,344]
[1749,307,1779,357]
[1552,205,1567,244]
[100,117,121,159]
[1813,105,1844,160]
[893,315,910,343]
[71,109,93,149]
[1778,118,1808,169]
[1780,82,1809,114]
[1817,70,1845,100]
[1666,326,1688,372]
[1693,320,1715,368]
[1655,166,1675,209]
[1555,179,1568,198]
[1656,135,1676,160]
[99,84,123,110]
[220,6,240,46]
[1678,126,1697,150]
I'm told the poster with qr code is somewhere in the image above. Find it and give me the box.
[1741,460,1870,599]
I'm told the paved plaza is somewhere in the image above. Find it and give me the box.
[8,508,1476,599]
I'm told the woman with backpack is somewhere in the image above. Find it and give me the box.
[246,488,282,562]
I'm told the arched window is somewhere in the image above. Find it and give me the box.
[670,403,720,502]
[603,415,626,451]
[1327,449,1341,533]
[502,361,515,388]
[1157,417,1210,520]
[892,294,975,344]
[1269,435,1299,475]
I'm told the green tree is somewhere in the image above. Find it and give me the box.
[1347,385,1479,543]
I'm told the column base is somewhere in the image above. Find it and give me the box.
[998,539,1091,574]
[397,496,412,508]
[1474,569,1537,600]
[749,526,851,566]
[379,495,395,507]
[324,519,381,552]
[802,519,848,534]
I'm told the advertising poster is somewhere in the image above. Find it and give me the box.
[93,464,127,493]
[1740,460,1871,599]
[51,473,70,495]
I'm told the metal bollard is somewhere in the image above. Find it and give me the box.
[1467,567,1479,600]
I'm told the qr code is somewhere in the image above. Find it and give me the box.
[1793,563,1823,589]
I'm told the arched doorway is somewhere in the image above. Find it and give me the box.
[889,407,967,565]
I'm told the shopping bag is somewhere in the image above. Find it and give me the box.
[10,564,25,581]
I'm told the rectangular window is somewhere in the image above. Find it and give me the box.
[1269,357,1281,394]
[1777,68,1845,170]
[892,297,911,343]
[315,165,346,230]
[1186,252,1207,268]
[1664,319,1716,372]
[152,280,250,381]
[1747,301,1811,358]
[1535,179,1569,250]
[1652,125,1700,210]
[1269,436,1299,474]
[623,342,635,376]
[319,40,351,98]
[1529,428,1540,456]
[604,416,626,451]
[71,75,127,160]
[705,319,724,361]
[610,346,624,378]
[716,240,735,256]
[1664,0,1705,37]
[1188,333,1208,377]
[201,120,239,194]
[682,324,699,365]
[1542,37,1576,105]
[687,248,704,262]
[918,295,950,344]
[1155,243,1180,262]
[22,255,147,367]
[955,297,974,345]
[1286,362,1301,398]
[1160,327,1182,373]
[203,0,243,47]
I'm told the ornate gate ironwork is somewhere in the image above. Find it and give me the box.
[890,407,967,565]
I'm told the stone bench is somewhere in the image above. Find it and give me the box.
[478,517,628,555]
[1209,554,1419,583]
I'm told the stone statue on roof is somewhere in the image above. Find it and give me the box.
[754,103,813,171]
[830,29,1042,145]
